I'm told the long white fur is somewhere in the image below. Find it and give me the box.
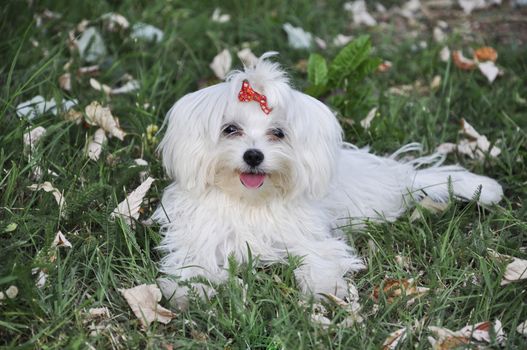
[153,54,503,309]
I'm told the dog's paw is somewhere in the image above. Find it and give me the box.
[157,277,217,311]
[157,277,190,310]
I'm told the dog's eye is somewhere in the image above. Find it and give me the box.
[222,124,241,136]
[270,128,285,139]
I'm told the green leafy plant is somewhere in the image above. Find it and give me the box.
[306,35,380,118]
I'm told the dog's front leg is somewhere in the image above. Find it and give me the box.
[157,262,228,310]
[291,238,364,299]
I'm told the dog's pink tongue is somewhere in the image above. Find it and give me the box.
[240,173,266,189]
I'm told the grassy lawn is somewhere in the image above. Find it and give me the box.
[1,0,526,348]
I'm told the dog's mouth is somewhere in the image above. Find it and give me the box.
[239,171,266,189]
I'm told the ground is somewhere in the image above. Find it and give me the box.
[1,0,526,349]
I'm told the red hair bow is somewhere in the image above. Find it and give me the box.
[238,80,272,115]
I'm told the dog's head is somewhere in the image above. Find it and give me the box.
[159,53,342,202]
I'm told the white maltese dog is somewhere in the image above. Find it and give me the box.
[153,53,503,309]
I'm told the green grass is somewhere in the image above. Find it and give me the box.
[1,0,526,349]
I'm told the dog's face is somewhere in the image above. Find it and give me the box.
[212,101,294,200]
[159,57,343,202]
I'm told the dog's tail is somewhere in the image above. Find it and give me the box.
[391,143,503,205]
[411,165,503,205]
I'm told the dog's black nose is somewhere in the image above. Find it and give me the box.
[243,149,264,167]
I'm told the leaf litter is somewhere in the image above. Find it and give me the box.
[119,284,175,328]
[111,176,155,226]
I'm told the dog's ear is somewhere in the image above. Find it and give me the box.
[287,91,343,199]
[159,84,228,191]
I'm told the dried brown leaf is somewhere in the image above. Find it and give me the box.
[85,101,126,140]
[86,128,107,161]
[87,307,111,320]
[27,181,65,212]
[52,230,72,248]
[59,73,72,91]
[474,46,497,62]
[488,249,527,285]
[209,49,232,80]
[383,327,407,350]
[111,177,154,226]
[372,278,429,304]
[360,107,378,130]
[89,78,112,95]
[452,50,476,70]
[119,284,175,328]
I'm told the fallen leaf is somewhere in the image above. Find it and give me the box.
[89,78,112,94]
[282,23,313,49]
[0,285,19,302]
[211,8,230,23]
[460,119,501,158]
[372,278,429,304]
[360,107,378,130]
[112,177,155,226]
[131,22,164,43]
[3,223,17,233]
[294,59,308,73]
[477,61,499,83]
[101,12,130,31]
[439,46,451,62]
[430,75,442,90]
[28,182,65,212]
[377,61,392,72]
[34,9,62,27]
[321,284,363,325]
[333,34,354,47]
[474,46,497,62]
[110,80,140,94]
[458,0,500,14]
[399,0,421,19]
[383,327,408,350]
[32,268,48,289]
[23,126,46,152]
[16,96,77,120]
[77,65,100,76]
[59,73,72,91]
[76,19,90,33]
[63,109,83,124]
[87,307,111,320]
[395,255,412,269]
[433,23,448,43]
[517,320,527,336]
[428,326,470,349]
[436,119,500,160]
[310,312,332,328]
[452,50,476,70]
[133,158,149,182]
[314,36,327,50]
[90,77,140,95]
[16,96,56,120]
[488,249,527,285]
[84,101,126,140]
[119,284,175,328]
[410,196,448,222]
[388,81,429,96]
[457,320,506,345]
[344,1,377,27]
[52,231,72,248]
[209,49,232,80]
[237,48,258,68]
[428,319,506,349]
[191,329,209,342]
[86,129,106,161]
[77,27,107,63]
